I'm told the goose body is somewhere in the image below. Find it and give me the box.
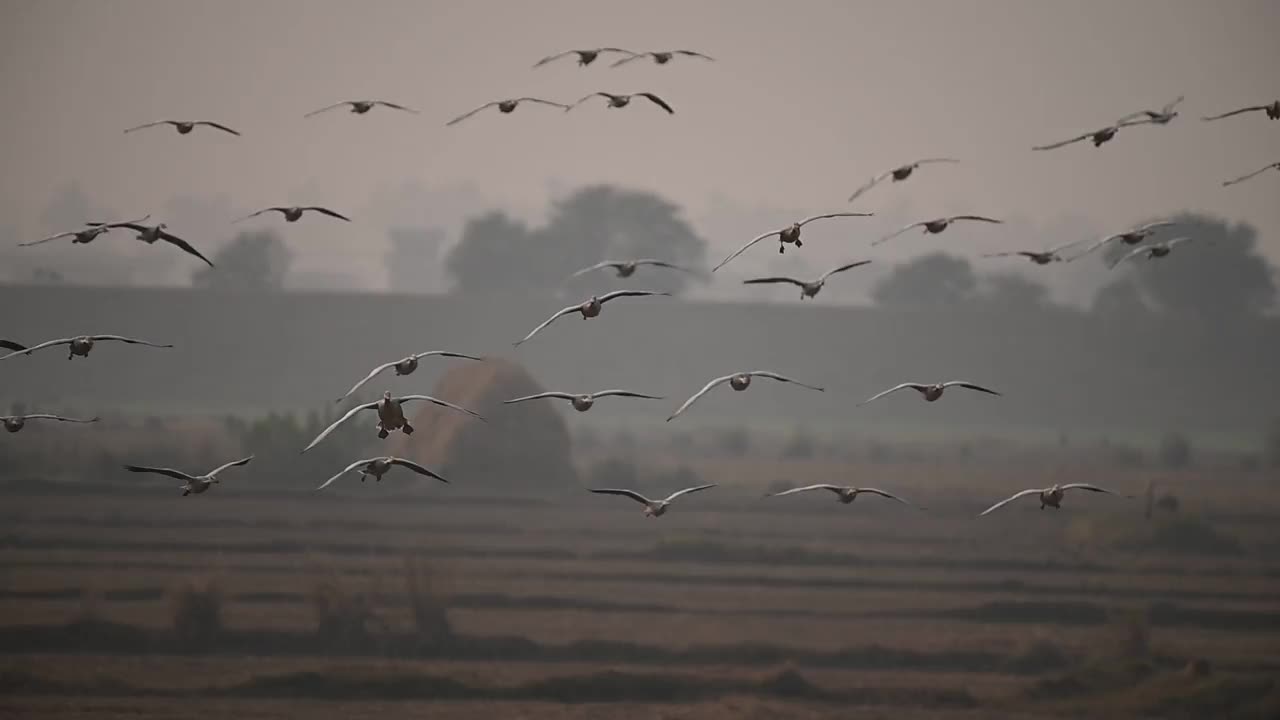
[446,97,571,126]
[504,389,663,412]
[514,290,670,346]
[303,391,485,453]
[610,50,714,68]
[1222,162,1280,187]
[304,100,419,118]
[980,483,1126,516]
[2,414,99,433]
[124,120,240,136]
[589,484,717,517]
[236,206,350,223]
[335,350,484,402]
[568,92,675,114]
[1118,95,1184,126]
[859,381,1001,406]
[316,456,447,490]
[124,456,253,496]
[713,212,873,271]
[848,158,959,203]
[1032,118,1151,152]
[84,221,213,267]
[742,260,871,299]
[983,239,1084,265]
[667,371,824,422]
[1114,236,1194,266]
[569,259,693,280]
[20,216,151,247]
[875,215,1002,246]
[1202,101,1280,122]
[767,484,919,507]
[1,334,172,361]
[534,48,637,67]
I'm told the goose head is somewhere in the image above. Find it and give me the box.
[581,296,603,316]
[3,417,24,433]
[175,122,195,134]
[729,374,752,391]
[498,100,519,113]
[923,219,950,233]
[1092,127,1118,145]
[892,165,916,181]
[1268,102,1280,120]
[394,356,420,375]
[570,395,595,412]
[577,50,599,65]
[351,101,374,113]
[644,501,668,517]
[616,262,637,277]
[653,52,674,64]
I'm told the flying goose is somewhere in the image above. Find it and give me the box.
[1,335,172,361]
[0,340,27,353]
[533,48,638,67]
[979,483,1126,516]
[19,216,151,247]
[335,350,485,403]
[124,456,253,496]
[123,120,240,136]
[1032,118,1150,151]
[84,220,213,267]
[742,260,872,299]
[588,484,717,517]
[1112,236,1194,267]
[874,215,1002,246]
[569,259,693,280]
[504,389,663,412]
[514,290,670,346]
[1222,161,1280,187]
[859,381,1001,406]
[847,158,959,203]
[304,100,419,118]
[713,212,874,272]
[302,391,486,453]
[3,414,99,433]
[1070,220,1176,261]
[1118,95,1185,125]
[235,206,350,223]
[568,92,675,114]
[766,484,919,508]
[316,456,447,490]
[446,97,571,126]
[1202,100,1280,122]
[667,371,824,422]
[982,239,1085,265]
[609,50,715,68]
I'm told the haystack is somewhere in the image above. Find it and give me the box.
[396,359,576,491]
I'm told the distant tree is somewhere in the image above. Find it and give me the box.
[445,185,707,296]
[192,230,291,291]
[871,253,977,308]
[1100,213,1276,320]
[978,273,1052,309]
[1092,278,1150,317]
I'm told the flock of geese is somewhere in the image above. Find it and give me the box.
[4,48,1277,519]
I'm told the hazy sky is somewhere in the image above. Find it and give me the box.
[2,0,1277,298]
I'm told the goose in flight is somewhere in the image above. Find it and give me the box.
[533,48,638,67]
[1,334,172,361]
[335,350,484,403]
[316,456,447,491]
[982,239,1085,265]
[766,484,919,508]
[667,371,824,422]
[514,290,670,346]
[1118,95,1185,125]
[1223,161,1280,187]
[980,483,1126,516]
[446,97,571,126]
[302,391,485,453]
[235,206,350,223]
[0,340,27,353]
[568,92,675,114]
[847,158,959,203]
[3,414,99,433]
[742,260,872,299]
[610,50,715,68]
[84,220,213,267]
[588,484,717,517]
[304,100,419,118]
[713,212,874,272]
[1032,118,1150,151]
[1112,236,1194,267]
[874,215,1002,247]
[124,456,253,497]
[1071,220,1176,261]
[569,259,693,280]
[124,120,241,136]
[1202,100,1280,122]
[19,216,151,247]
[859,381,1001,406]
[504,389,663,412]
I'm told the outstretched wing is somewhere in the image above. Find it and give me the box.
[397,395,487,422]
[233,207,284,223]
[662,484,717,503]
[1202,105,1268,122]
[872,221,927,246]
[0,340,27,352]
[819,259,872,281]
[123,121,178,133]
[941,381,1002,396]
[446,101,501,126]
[124,465,196,481]
[20,414,99,424]
[666,374,736,422]
[949,215,1002,225]
[19,231,77,247]
[589,487,653,505]
[748,371,825,392]
[1060,483,1124,496]
[158,231,214,267]
[389,457,449,483]
[301,402,378,453]
[609,53,650,68]
[304,102,352,118]
[856,487,918,506]
[0,337,73,359]
[207,455,254,478]
[516,97,572,110]
[567,92,611,111]
[316,459,372,491]
[569,261,621,278]
[374,101,419,114]
[336,361,399,403]
[712,230,781,272]
[504,392,576,404]
[194,121,241,135]
[674,50,715,61]
[415,350,484,362]
[634,259,694,273]
[914,157,960,166]
[767,484,846,498]
[597,289,671,304]
[1032,131,1093,151]
[858,383,924,406]
[305,207,351,222]
[1223,163,1278,187]
[847,174,887,203]
[797,212,873,228]
[91,335,173,349]
[743,277,806,288]
[1111,245,1149,268]
[591,389,664,400]
[979,488,1044,516]
[635,92,675,114]
[533,50,578,67]
[514,304,579,346]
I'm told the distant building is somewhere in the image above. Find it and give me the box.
[386,226,445,294]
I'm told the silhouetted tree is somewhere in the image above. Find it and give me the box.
[445,185,707,296]
[1092,278,1150,317]
[1100,213,1276,320]
[192,230,291,291]
[872,253,977,308]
